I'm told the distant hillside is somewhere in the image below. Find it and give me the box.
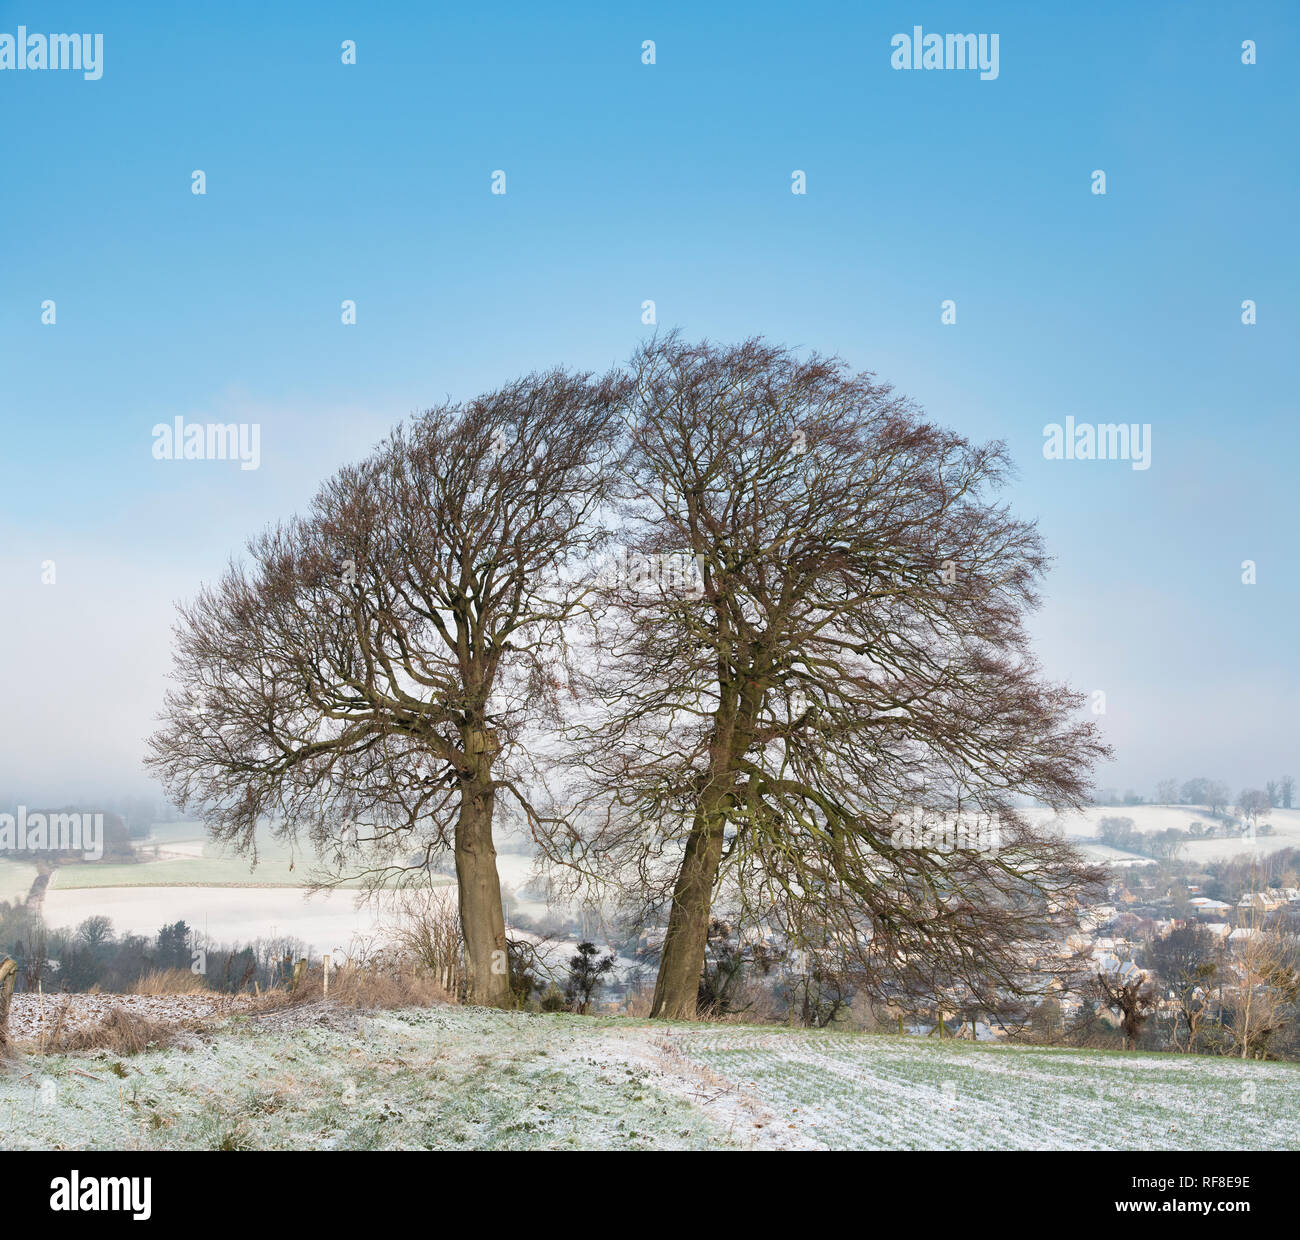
[1026,805,1300,866]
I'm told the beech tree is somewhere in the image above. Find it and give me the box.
[556,335,1108,1020]
[146,369,622,1006]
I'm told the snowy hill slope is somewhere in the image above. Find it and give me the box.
[2,1004,1296,1151]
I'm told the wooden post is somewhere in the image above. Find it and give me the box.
[291,958,307,993]
[0,956,17,1054]
[323,954,330,999]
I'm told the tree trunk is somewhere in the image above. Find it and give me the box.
[650,676,763,1022]
[0,956,17,1055]
[456,727,511,1009]
[650,802,727,1020]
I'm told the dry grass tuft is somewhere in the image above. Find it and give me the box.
[43,1005,200,1056]
[256,957,452,1014]
[129,969,211,996]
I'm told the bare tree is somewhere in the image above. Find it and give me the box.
[1225,928,1300,1059]
[1237,789,1271,839]
[1144,925,1218,1052]
[1155,778,1179,805]
[782,942,855,1029]
[387,885,466,998]
[146,369,623,1006]
[1224,850,1300,1059]
[1090,965,1156,1051]
[555,335,1108,1020]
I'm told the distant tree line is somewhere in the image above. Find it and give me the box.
[0,902,308,995]
[1149,777,1294,813]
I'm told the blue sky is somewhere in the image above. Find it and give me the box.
[1,0,1296,801]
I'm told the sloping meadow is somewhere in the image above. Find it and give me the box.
[2,1006,1297,1151]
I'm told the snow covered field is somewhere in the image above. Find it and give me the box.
[41,886,402,958]
[0,858,38,904]
[4,992,253,1042]
[1025,805,1300,866]
[37,823,495,957]
[2,1005,1296,1151]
